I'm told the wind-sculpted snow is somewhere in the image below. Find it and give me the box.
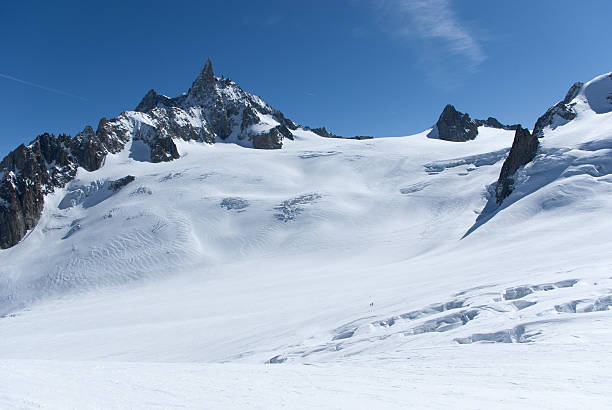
[583,73,612,114]
[0,209,200,316]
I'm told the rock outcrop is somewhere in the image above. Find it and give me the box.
[494,81,585,204]
[494,126,539,204]
[308,127,373,140]
[309,127,342,139]
[0,124,129,248]
[433,105,479,142]
[431,105,520,142]
[532,82,583,137]
[474,117,521,131]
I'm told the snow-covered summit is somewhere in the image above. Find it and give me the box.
[531,72,612,141]
[132,58,297,150]
[575,72,612,115]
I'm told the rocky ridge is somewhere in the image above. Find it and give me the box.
[307,127,373,140]
[0,59,306,249]
[0,123,131,249]
[532,82,583,138]
[494,79,594,204]
[430,104,519,142]
[1,60,602,248]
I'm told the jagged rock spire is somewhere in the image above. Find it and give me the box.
[435,104,478,142]
[190,59,216,95]
[495,126,538,204]
[135,89,159,112]
[202,58,214,81]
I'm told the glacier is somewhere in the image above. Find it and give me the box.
[0,71,611,409]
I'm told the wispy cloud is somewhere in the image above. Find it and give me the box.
[387,0,484,67]
[0,72,88,101]
[358,0,485,86]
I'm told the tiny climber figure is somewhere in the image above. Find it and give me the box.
[370,302,374,307]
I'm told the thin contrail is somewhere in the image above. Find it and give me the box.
[0,72,88,101]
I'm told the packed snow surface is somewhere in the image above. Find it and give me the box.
[1,76,612,408]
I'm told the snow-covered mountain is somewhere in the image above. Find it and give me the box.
[0,59,316,249]
[0,69,611,409]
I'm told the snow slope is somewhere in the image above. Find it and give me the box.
[1,74,612,408]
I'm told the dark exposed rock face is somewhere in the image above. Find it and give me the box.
[0,124,130,248]
[0,143,51,249]
[252,125,286,149]
[1,58,312,249]
[532,82,583,137]
[495,126,539,204]
[273,111,298,131]
[434,105,479,142]
[134,89,176,112]
[310,127,341,138]
[150,135,180,163]
[308,127,372,140]
[494,81,584,204]
[431,105,519,142]
[474,117,521,131]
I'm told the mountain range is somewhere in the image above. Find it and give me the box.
[2,59,593,250]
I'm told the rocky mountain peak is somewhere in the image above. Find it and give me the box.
[189,58,217,98]
[433,104,479,142]
[202,58,215,81]
[76,125,96,140]
[563,82,584,104]
[430,105,520,142]
[135,89,173,112]
[532,82,584,138]
[441,104,458,117]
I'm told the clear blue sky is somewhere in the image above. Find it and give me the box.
[1,0,611,157]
